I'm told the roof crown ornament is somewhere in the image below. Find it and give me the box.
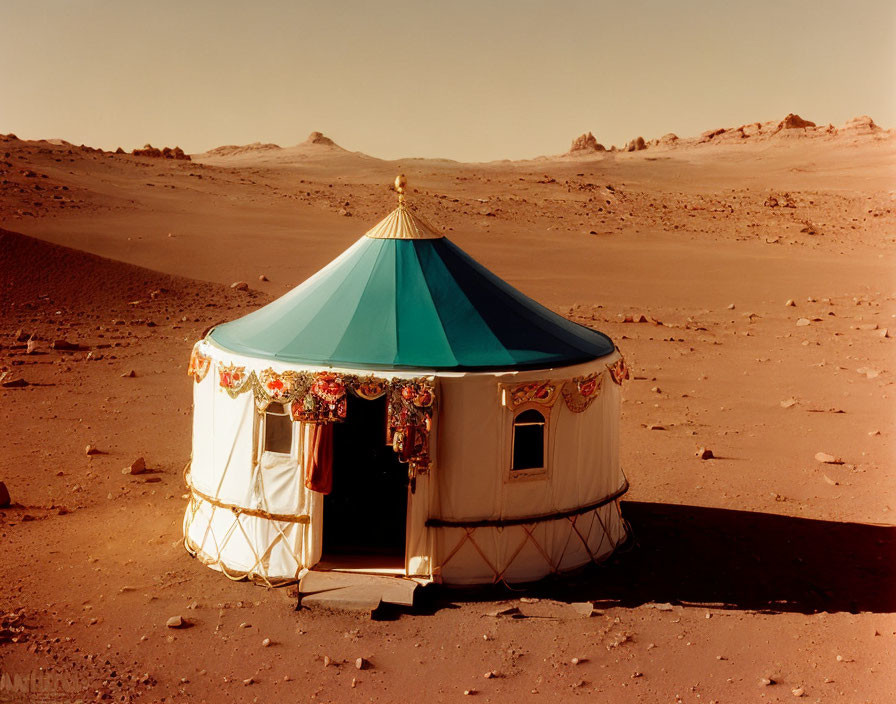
[365,174,443,240]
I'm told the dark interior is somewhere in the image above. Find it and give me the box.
[323,394,409,558]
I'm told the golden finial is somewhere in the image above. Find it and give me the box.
[395,173,407,206]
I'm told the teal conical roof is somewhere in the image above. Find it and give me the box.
[208,199,614,371]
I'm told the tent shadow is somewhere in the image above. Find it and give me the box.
[540,501,896,615]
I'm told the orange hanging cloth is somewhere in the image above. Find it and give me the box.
[303,423,334,494]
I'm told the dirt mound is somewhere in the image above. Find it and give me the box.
[568,132,606,153]
[0,228,234,315]
[203,142,283,157]
[131,144,190,160]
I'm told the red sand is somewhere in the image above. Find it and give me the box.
[1,123,894,702]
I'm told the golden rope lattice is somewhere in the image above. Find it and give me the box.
[182,462,307,587]
[433,500,629,585]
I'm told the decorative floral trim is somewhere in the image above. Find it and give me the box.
[218,363,250,398]
[188,344,212,383]
[388,380,435,473]
[608,358,630,386]
[507,381,558,410]
[194,355,438,472]
[561,373,603,413]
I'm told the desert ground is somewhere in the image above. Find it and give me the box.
[1,115,894,703]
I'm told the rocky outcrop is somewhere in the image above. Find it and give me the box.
[839,115,882,136]
[778,113,816,130]
[569,132,606,153]
[204,142,282,157]
[131,144,191,160]
[304,131,338,147]
[625,136,646,152]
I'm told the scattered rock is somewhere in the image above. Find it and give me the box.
[262,638,271,647]
[122,457,146,475]
[25,339,37,355]
[785,299,796,307]
[0,482,10,508]
[258,274,269,282]
[792,686,805,697]
[648,424,665,431]
[51,339,81,351]
[166,616,186,629]
[570,602,600,617]
[85,444,100,455]
[815,452,844,465]
[483,670,497,679]
[121,370,136,378]
[230,281,249,291]
[696,447,714,460]
[759,677,775,687]
[780,398,797,409]
[486,606,522,618]
[1,378,29,388]
[727,303,735,310]
[355,657,370,671]
[796,318,811,326]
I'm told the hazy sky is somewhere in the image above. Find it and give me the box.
[2,0,894,161]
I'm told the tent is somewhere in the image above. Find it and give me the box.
[183,177,630,586]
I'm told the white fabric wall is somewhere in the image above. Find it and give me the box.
[184,339,627,585]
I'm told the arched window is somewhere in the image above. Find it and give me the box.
[512,408,546,472]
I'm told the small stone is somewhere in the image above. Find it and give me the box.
[51,339,81,351]
[243,678,254,685]
[122,457,146,475]
[726,303,735,310]
[696,447,714,460]
[483,671,496,679]
[166,616,185,628]
[0,482,10,508]
[85,444,100,455]
[121,370,136,378]
[792,686,805,697]
[759,677,775,686]
[570,658,582,665]
[631,671,643,678]
[262,638,271,647]
[487,606,521,618]
[648,424,665,431]
[355,657,369,671]
[258,274,269,282]
[239,622,251,629]
[880,328,889,338]
[815,452,843,465]
[1,377,28,388]
[230,281,249,291]
[570,602,599,617]
[463,690,475,696]
[785,299,795,307]
[796,318,811,327]
[780,398,797,409]
[25,339,37,354]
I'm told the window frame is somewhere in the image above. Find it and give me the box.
[506,401,552,482]
[260,401,295,458]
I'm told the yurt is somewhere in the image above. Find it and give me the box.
[183,176,630,586]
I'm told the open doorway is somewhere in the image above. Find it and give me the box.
[322,394,409,570]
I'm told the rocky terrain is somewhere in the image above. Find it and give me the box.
[0,118,894,702]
